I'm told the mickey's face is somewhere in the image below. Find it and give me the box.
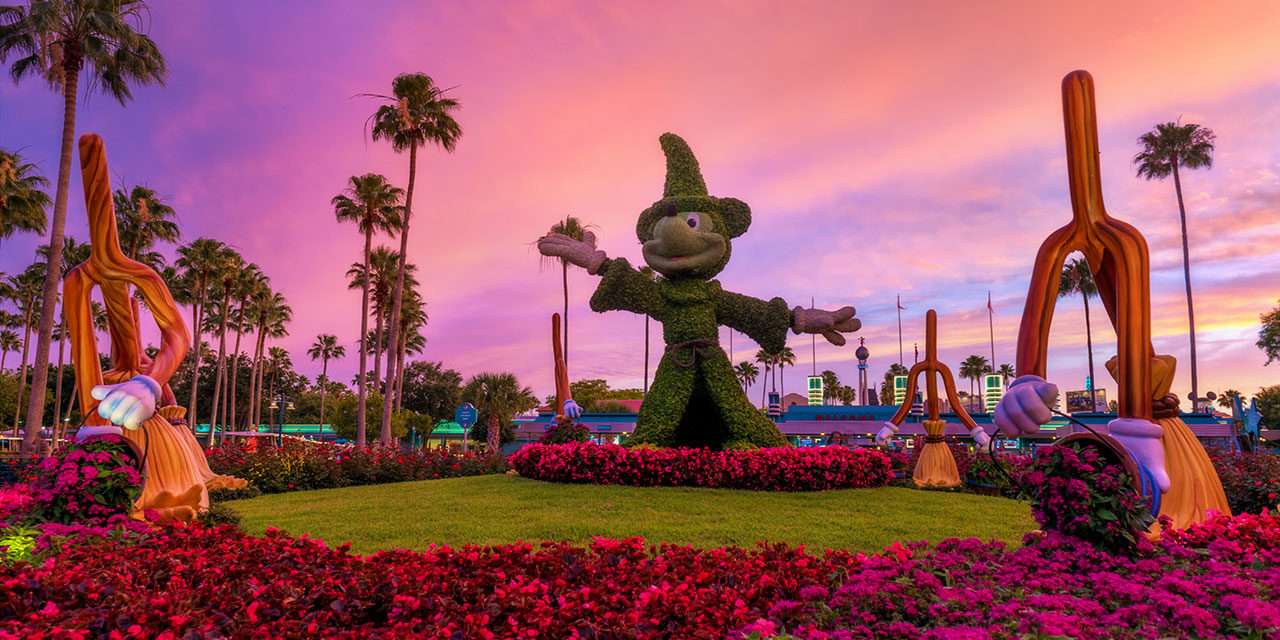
[642,211,728,278]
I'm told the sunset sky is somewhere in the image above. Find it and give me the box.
[2,1,1279,407]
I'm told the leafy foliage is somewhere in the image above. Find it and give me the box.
[1259,300,1280,366]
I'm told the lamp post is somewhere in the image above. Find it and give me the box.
[856,338,870,405]
[268,395,295,447]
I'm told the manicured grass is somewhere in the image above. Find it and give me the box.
[228,475,1035,554]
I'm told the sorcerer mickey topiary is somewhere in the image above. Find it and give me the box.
[539,133,861,449]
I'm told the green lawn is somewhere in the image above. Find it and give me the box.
[228,475,1035,554]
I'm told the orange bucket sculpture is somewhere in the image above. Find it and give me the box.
[66,134,244,522]
[997,71,1228,529]
[877,310,988,489]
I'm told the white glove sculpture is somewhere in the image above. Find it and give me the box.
[792,306,861,346]
[875,422,897,446]
[90,374,161,431]
[562,399,583,420]
[969,426,992,449]
[993,374,1058,435]
[537,231,609,275]
[1108,417,1170,492]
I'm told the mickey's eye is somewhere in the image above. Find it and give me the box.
[683,213,702,230]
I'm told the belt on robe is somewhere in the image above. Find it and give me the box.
[664,339,720,368]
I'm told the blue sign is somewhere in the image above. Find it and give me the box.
[454,403,478,428]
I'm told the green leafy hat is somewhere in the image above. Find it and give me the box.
[636,133,752,242]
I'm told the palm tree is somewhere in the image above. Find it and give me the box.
[8,263,43,434]
[2,0,166,453]
[1134,121,1215,406]
[996,363,1015,386]
[245,290,290,429]
[37,236,88,432]
[114,185,179,260]
[548,215,587,368]
[204,247,244,445]
[0,329,18,371]
[226,265,265,436]
[176,238,230,430]
[1217,389,1243,410]
[639,265,657,394]
[462,372,536,454]
[392,288,427,412]
[346,246,415,391]
[307,334,345,428]
[333,173,403,446]
[0,148,49,247]
[263,346,291,429]
[734,361,759,393]
[367,72,462,447]
[959,355,991,412]
[777,346,796,401]
[755,348,773,407]
[1059,257,1098,408]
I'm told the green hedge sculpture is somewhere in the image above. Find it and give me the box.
[538,133,861,449]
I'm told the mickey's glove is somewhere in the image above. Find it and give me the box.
[1108,418,1170,493]
[562,399,583,420]
[91,374,161,430]
[969,426,992,448]
[792,306,861,346]
[538,231,608,275]
[875,423,898,445]
[994,375,1058,435]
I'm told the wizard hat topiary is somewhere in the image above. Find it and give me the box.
[636,133,752,242]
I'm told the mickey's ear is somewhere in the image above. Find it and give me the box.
[716,197,751,238]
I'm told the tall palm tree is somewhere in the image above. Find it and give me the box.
[754,348,773,407]
[226,264,264,436]
[1217,389,1242,410]
[345,246,414,391]
[1059,257,1099,408]
[2,0,166,453]
[307,334,345,428]
[204,247,244,445]
[1134,121,1215,406]
[367,72,461,447]
[777,346,796,401]
[176,238,230,431]
[263,346,291,429]
[114,185,179,260]
[37,236,88,432]
[547,215,587,368]
[0,148,49,247]
[996,363,1015,386]
[462,372,536,454]
[245,290,290,429]
[8,263,43,434]
[639,265,657,394]
[392,288,426,412]
[333,173,403,446]
[734,361,759,392]
[959,355,991,412]
[0,329,18,371]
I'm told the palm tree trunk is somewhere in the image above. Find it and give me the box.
[246,327,265,429]
[372,304,384,390]
[395,339,407,412]
[761,365,768,408]
[780,364,785,400]
[206,292,232,445]
[12,310,32,436]
[1,349,7,372]
[22,62,81,455]
[356,229,372,446]
[227,298,248,440]
[1082,294,1097,410]
[52,329,66,432]
[380,140,418,447]
[319,357,328,427]
[186,290,206,431]
[1171,161,1199,408]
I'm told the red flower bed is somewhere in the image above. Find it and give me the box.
[205,440,505,495]
[2,512,1278,639]
[509,443,893,491]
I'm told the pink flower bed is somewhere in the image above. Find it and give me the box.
[509,443,893,491]
[1,512,1278,638]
